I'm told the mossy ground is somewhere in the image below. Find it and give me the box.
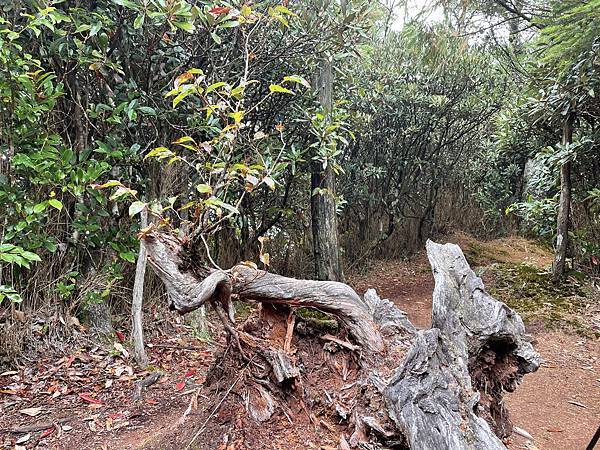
[487,263,598,337]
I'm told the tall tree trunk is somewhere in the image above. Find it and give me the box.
[311,59,343,282]
[552,114,575,282]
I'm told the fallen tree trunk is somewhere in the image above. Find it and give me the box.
[143,232,539,449]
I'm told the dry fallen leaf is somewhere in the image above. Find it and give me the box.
[15,434,31,444]
[62,425,73,432]
[19,407,42,417]
[113,342,130,359]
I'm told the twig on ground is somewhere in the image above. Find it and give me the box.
[11,417,74,434]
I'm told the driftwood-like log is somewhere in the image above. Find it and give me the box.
[143,232,539,449]
[384,241,540,449]
[144,233,383,353]
[144,233,231,314]
[231,265,383,353]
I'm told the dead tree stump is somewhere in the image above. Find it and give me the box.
[143,232,540,449]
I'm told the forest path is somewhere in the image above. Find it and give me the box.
[351,233,600,450]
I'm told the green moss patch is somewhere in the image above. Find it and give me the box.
[487,263,597,336]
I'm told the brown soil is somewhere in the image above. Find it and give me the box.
[1,234,598,450]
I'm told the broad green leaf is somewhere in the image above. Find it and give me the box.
[206,81,227,93]
[134,14,145,29]
[112,0,139,9]
[196,184,212,194]
[48,199,63,210]
[145,147,175,160]
[173,21,194,32]
[119,251,136,263]
[228,110,244,124]
[21,251,41,262]
[92,180,122,189]
[172,136,195,144]
[263,176,276,191]
[269,84,294,95]
[210,32,222,44]
[283,75,310,89]
[128,201,147,217]
[33,203,47,213]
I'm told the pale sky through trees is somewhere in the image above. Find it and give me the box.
[391,0,444,30]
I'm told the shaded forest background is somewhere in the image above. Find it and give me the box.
[1,0,599,364]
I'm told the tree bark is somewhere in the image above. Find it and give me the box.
[142,232,540,449]
[552,114,575,282]
[132,208,149,368]
[311,58,343,282]
[386,241,539,449]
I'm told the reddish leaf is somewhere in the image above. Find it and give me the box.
[592,255,599,265]
[209,6,231,14]
[185,369,196,378]
[116,331,125,342]
[79,393,103,405]
[146,399,158,405]
[40,427,55,439]
[175,381,186,391]
[108,412,123,420]
[174,72,194,89]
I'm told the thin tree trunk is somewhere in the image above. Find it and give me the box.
[552,114,574,282]
[132,208,149,368]
[311,58,343,282]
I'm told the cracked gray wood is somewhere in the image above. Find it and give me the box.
[143,232,539,449]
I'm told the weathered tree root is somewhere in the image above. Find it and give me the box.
[144,232,540,449]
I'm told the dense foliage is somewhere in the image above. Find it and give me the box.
[1,0,598,360]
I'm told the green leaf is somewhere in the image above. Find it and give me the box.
[92,180,122,189]
[210,32,222,44]
[263,177,276,191]
[138,106,156,115]
[269,84,294,95]
[273,5,296,16]
[48,199,63,211]
[172,136,195,144]
[283,75,310,89]
[21,251,41,262]
[33,203,47,213]
[119,251,136,263]
[112,0,139,9]
[228,110,244,124]
[196,184,212,194]
[110,186,138,200]
[128,201,147,217]
[206,81,227,93]
[145,147,175,160]
[44,241,58,253]
[173,21,194,32]
[134,13,145,29]
[173,90,190,108]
